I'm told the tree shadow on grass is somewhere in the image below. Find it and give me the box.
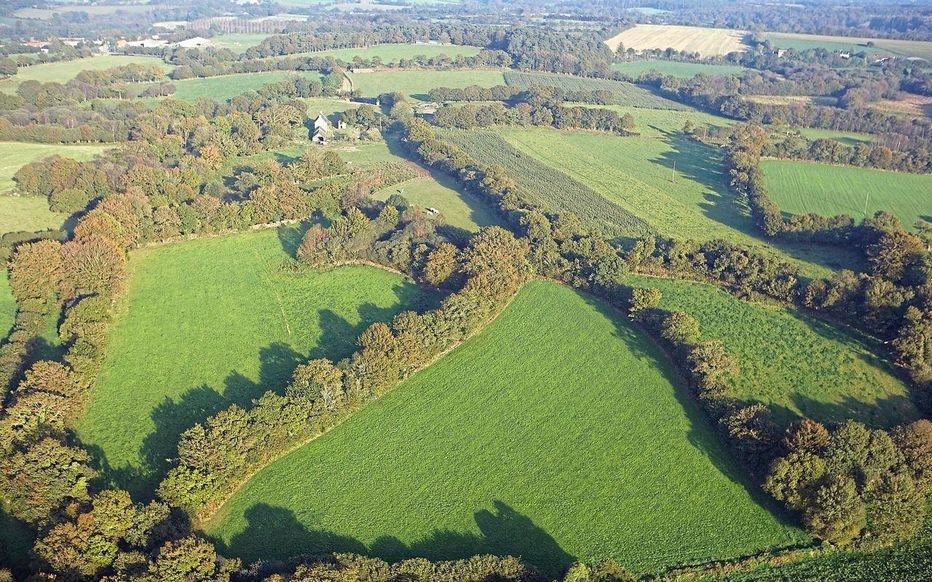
[214,500,573,579]
[651,130,864,275]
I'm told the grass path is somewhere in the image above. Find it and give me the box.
[206,281,807,577]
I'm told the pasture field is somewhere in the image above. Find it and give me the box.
[0,55,172,93]
[568,103,735,137]
[612,59,747,78]
[762,160,932,229]
[0,142,111,194]
[347,69,505,100]
[0,271,14,339]
[439,129,651,237]
[762,32,932,61]
[793,128,875,147]
[605,25,750,56]
[302,96,359,115]
[623,274,918,428]
[0,197,66,237]
[373,173,502,233]
[503,71,685,109]
[76,227,438,497]
[307,43,482,63]
[206,280,807,577]
[170,71,326,101]
[485,127,857,277]
[209,33,276,53]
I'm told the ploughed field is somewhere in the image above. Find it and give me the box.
[75,227,438,497]
[622,275,919,428]
[761,160,932,230]
[205,280,807,577]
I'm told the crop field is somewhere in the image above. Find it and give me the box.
[0,142,111,194]
[347,69,505,101]
[488,127,857,277]
[762,160,932,229]
[373,173,502,233]
[169,71,326,101]
[744,95,838,107]
[439,129,652,238]
[612,60,747,78]
[623,274,918,428]
[869,93,932,117]
[605,25,750,57]
[307,43,482,63]
[0,55,172,93]
[206,280,807,577]
[76,227,438,497]
[503,71,685,109]
[762,32,932,61]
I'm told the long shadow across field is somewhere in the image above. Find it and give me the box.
[214,501,576,579]
[652,130,864,274]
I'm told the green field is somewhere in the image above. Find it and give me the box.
[0,271,15,339]
[570,103,736,137]
[373,172,503,233]
[206,281,806,577]
[504,71,685,109]
[763,32,932,61]
[0,196,66,236]
[612,60,747,78]
[439,129,652,237]
[76,227,438,497]
[310,43,482,63]
[209,33,277,53]
[794,128,875,147]
[762,160,932,229]
[348,69,505,101]
[449,126,856,277]
[170,71,326,101]
[0,55,172,93]
[302,96,359,115]
[0,141,111,194]
[623,274,918,427]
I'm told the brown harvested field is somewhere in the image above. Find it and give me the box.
[605,25,750,56]
[870,93,932,118]
[745,95,838,106]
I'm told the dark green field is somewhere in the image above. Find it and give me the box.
[206,281,806,577]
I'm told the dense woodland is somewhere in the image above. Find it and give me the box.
[0,1,930,580]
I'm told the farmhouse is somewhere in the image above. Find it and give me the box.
[313,112,330,144]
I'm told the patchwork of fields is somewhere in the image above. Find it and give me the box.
[622,274,918,428]
[605,25,750,56]
[762,32,932,61]
[461,126,856,277]
[305,43,483,63]
[762,160,932,229]
[76,227,439,496]
[206,280,807,577]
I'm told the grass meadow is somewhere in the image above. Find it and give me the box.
[0,55,172,93]
[209,33,277,53]
[373,172,503,233]
[486,126,859,277]
[347,69,505,101]
[205,280,807,577]
[623,274,919,428]
[762,160,932,229]
[76,227,438,497]
[0,197,65,236]
[169,71,326,101]
[762,32,932,61]
[503,71,684,109]
[612,60,747,78]
[793,128,875,147]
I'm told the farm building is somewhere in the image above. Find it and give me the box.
[313,112,330,144]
